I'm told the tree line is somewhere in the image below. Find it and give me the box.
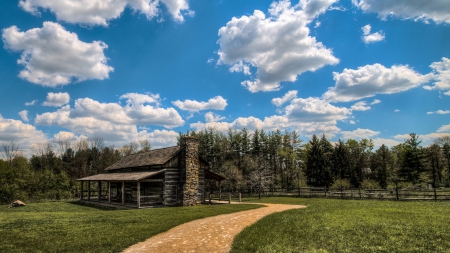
[0,138,151,203]
[182,129,450,192]
[1,128,449,203]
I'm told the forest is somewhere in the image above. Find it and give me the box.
[1,128,450,203]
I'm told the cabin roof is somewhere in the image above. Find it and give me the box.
[105,146,181,171]
[78,170,165,181]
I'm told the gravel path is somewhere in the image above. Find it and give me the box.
[122,203,305,253]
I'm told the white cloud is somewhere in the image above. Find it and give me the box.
[350,101,370,111]
[192,95,350,139]
[229,61,251,76]
[427,110,450,115]
[43,92,70,107]
[371,99,381,105]
[353,0,450,24]
[35,93,184,143]
[217,0,339,92]
[205,112,225,123]
[372,138,401,148]
[423,57,450,93]
[19,0,192,26]
[18,110,29,122]
[285,97,351,123]
[272,90,298,107]
[2,22,113,87]
[35,105,138,142]
[437,124,450,133]
[361,24,385,44]
[394,109,400,112]
[191,115,341,139]
[136,129,179,149]
[0,114,48,150]
[70,94,184,128]
[323,63,432,102]
[25,100,37,106]
[172,96,227,112]
[341,128,380,139]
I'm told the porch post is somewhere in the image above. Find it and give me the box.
[98,181,101,202]
[88,181,91,201]
[219,181,222,200]
[108,182,111,203]
[121,181,125,205]
[80,181,83,200]
[137,182,141,208]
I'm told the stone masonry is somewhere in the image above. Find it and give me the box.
[181,136,201,206]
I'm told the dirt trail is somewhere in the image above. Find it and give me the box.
[122,203,305,253]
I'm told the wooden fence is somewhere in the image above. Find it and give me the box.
[208,187,450,202]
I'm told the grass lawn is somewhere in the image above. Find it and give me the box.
[0,201,260,253]
[231,198,450,253]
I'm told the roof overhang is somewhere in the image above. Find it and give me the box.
[205,170,226,181]
[77,170,165,182]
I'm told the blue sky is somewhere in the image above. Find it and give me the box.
[0,0,449,152]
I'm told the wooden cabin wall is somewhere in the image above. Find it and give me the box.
[163,155,181,206]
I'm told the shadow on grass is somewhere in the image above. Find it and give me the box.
[68,201,120,211]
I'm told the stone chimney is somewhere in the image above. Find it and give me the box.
[180,136,200,206]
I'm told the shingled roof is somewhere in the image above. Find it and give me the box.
[105,146,180,171]
[78,170,165,181]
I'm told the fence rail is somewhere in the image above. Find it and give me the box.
[208,187,450,202]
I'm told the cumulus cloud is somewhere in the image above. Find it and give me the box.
[136,129,179,149]
[35,93,184,143]
[372,138,401,148]
[70,93,183,128]
[323,63,432,102]
[191,115,341,138]
[350,101,371,111]
[341,128,380,139]
[192,95,351,138]
[361,24,385,44]
[427,110,450,115]
[371,99,381,105]
[217,0,339,92]
[2,22,113,87]
[43,92,70,107]
[25,100,37,106]
[285,97,351,123]
[423,57,450,94]
[172,96,227,112]
[36,105,138,142]
[19,0,192,26]
[205,112,225,123]
[272,90,298,107]
[0,114,48,150]
[353,0,450,24]
[18,110,29,122]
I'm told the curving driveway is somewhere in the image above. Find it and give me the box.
[122,203,305,253]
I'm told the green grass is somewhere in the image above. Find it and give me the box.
[231,198,450,253]
[0,201,260,253]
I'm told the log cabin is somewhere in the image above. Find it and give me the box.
[77,136,225,208]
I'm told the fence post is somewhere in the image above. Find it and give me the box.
[434,188,437,201]
[208,192,212,204]
[359,188,361,199]
[396,186,399,201]
[239,192,241,203]
[258,191,261,199]
[324,187,327,198]
[228,193,231,204]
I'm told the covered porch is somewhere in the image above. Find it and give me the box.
[78,170,165,208]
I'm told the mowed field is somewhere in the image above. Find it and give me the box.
[2,198,450,253]
[0,202,260,253]
[232,198,450,253]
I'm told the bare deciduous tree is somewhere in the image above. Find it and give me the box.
[1,141,21,169]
